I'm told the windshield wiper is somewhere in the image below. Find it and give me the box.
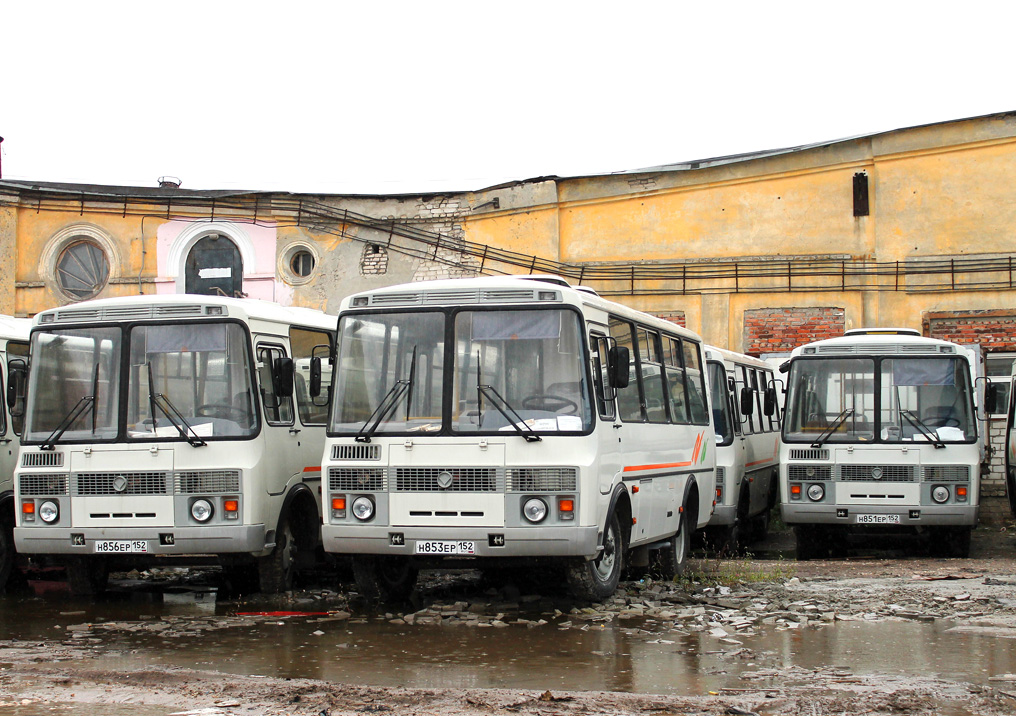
[355,347,417,443]
[147,362,207,447]
[40,395,95,451]
[900,410,946,449]
[476,383,541,443]
[811,408,853,449]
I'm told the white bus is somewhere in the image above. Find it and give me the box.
[0,316,32,590]
[13,295,334,595]
[319,275,716,602]
[779,328,989,559]
[703,346,780,553]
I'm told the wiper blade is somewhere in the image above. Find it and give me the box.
[355,347,417,443]
[901,410,946,449]
[811,408,853,449]
[477,384,541,443]
[147,362,206,447]
[41,395,95,451]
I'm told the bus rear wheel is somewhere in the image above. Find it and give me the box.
[567,511,624,601]
[651,513,690,579]
[65,556,109,596]
[351,556,418,603]
[258,515,296,593]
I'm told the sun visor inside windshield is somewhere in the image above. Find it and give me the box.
[892,358,955,386]
[470,311,561,341]
[143,324,228,353]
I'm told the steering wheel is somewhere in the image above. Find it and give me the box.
[196,403,247,421]
[929,416,961,428]
[521,394,579,415]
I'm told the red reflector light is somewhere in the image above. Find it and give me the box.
[22,501,35,514]
[631,485,640,494]
[559,499,574,512]
[957,487,968,497]
[332,497,346,510]
[790,484,802,495]
[224,500,239,512]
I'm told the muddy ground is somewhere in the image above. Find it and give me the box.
[3,526,1016,716]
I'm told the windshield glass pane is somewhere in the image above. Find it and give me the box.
[880,357,972,442]
[127,323,256,439]
[330,312,445,434]
[454,309,591,433]
[24,328,121,443]
[708,362,733,445]
[784,358,876,442]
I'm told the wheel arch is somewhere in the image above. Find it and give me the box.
[681,478,701,532]
[278,483,320,552]
[604,484,632,551]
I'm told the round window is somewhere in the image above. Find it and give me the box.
[57,239,110,300]
[290,250,316,277]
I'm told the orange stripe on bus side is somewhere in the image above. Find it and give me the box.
[623,461,693,472]
[303,466,321,473]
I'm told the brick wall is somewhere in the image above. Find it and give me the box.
[359,243,390,275]
[924,309,1016,350]
[744,307,845,354]
[654,311,686,328]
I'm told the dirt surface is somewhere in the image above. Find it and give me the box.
[3,526,1016,716]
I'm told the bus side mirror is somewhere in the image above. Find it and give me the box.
[273,357,295,398]
[7,359,27,419]
[984,383,999,414]
[310,356,322,398]
[740,386,754,416]
[764,386,777,416]
[608,346,630,389]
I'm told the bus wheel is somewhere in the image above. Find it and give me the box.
[65,556,109,596]
[351,556,418,603]
[794,525,827,561]
[931,527,972,558]
[258,515,296,593]
[567,511,624,600]
[949,527,973,558]
[0,511,14,591]
[651,513,690,579]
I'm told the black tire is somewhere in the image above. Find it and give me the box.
[567,510,624,601]
[351,555,418,603]
[794,525,827,561]
[750,505,772,543]
[650,512,691,579]
[65,556,109,596]
[258,514,297,594]
[950,527,973,558]
[0,511,15,592]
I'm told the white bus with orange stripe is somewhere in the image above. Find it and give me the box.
[703,346,780,553]
[12,295,334,595]
[320,276,716,602]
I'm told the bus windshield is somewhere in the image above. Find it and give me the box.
[23,322,257,445]
[329,308,592,435]
[784,356,973,443]
[708,361,733,446]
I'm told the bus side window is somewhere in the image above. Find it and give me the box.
[291,326,333,426]
[741,367,756,433]
[609,318,642,422]
[663,336,689,424]
[258,345,294,425]
[640,329,668,423]
[7,342,28,436]
[590,333,615,420]
[682,340,709,425]
[753,368,767,432]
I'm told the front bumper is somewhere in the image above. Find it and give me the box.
[14,524,269,556]
[322,524,599,558]
[781,503,978,527]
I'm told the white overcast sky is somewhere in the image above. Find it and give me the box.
[3,1,1015,195]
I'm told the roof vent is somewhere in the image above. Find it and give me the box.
[158,176,182,189]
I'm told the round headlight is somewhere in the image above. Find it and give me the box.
[39,500,59,524]
[807,484,825,502]
[932,485,950,504]
[523,497,548,524]
[190,499,214,523]
[352,496,375,521]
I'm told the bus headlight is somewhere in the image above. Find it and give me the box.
[352,496,375,521]
[523,498,548,524]
[191,499,214,523]
[39,501,59,524]
[807,484,825,502]
[932,485,950,504]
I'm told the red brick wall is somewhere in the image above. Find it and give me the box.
[744,307,845,354]
[923,310,1016,350]
[654,311,686,328]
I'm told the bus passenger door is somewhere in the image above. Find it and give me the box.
[254,340,309,502]
[590,329,623,501]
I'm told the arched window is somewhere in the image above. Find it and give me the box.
[57,239,110,300]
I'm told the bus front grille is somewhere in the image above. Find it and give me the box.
[395,467,499,492]
[74,472,171,496]
[839,465,916,482]
[174,470,241,494]
[506,467,577,492]
[19,474,69,496]
[923,465,970,482]
[788,465,832,481]
[329,468,386,492]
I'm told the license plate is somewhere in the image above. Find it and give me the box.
[94,540,149,554]
[414,540,475,555]
[855,514,901,525]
